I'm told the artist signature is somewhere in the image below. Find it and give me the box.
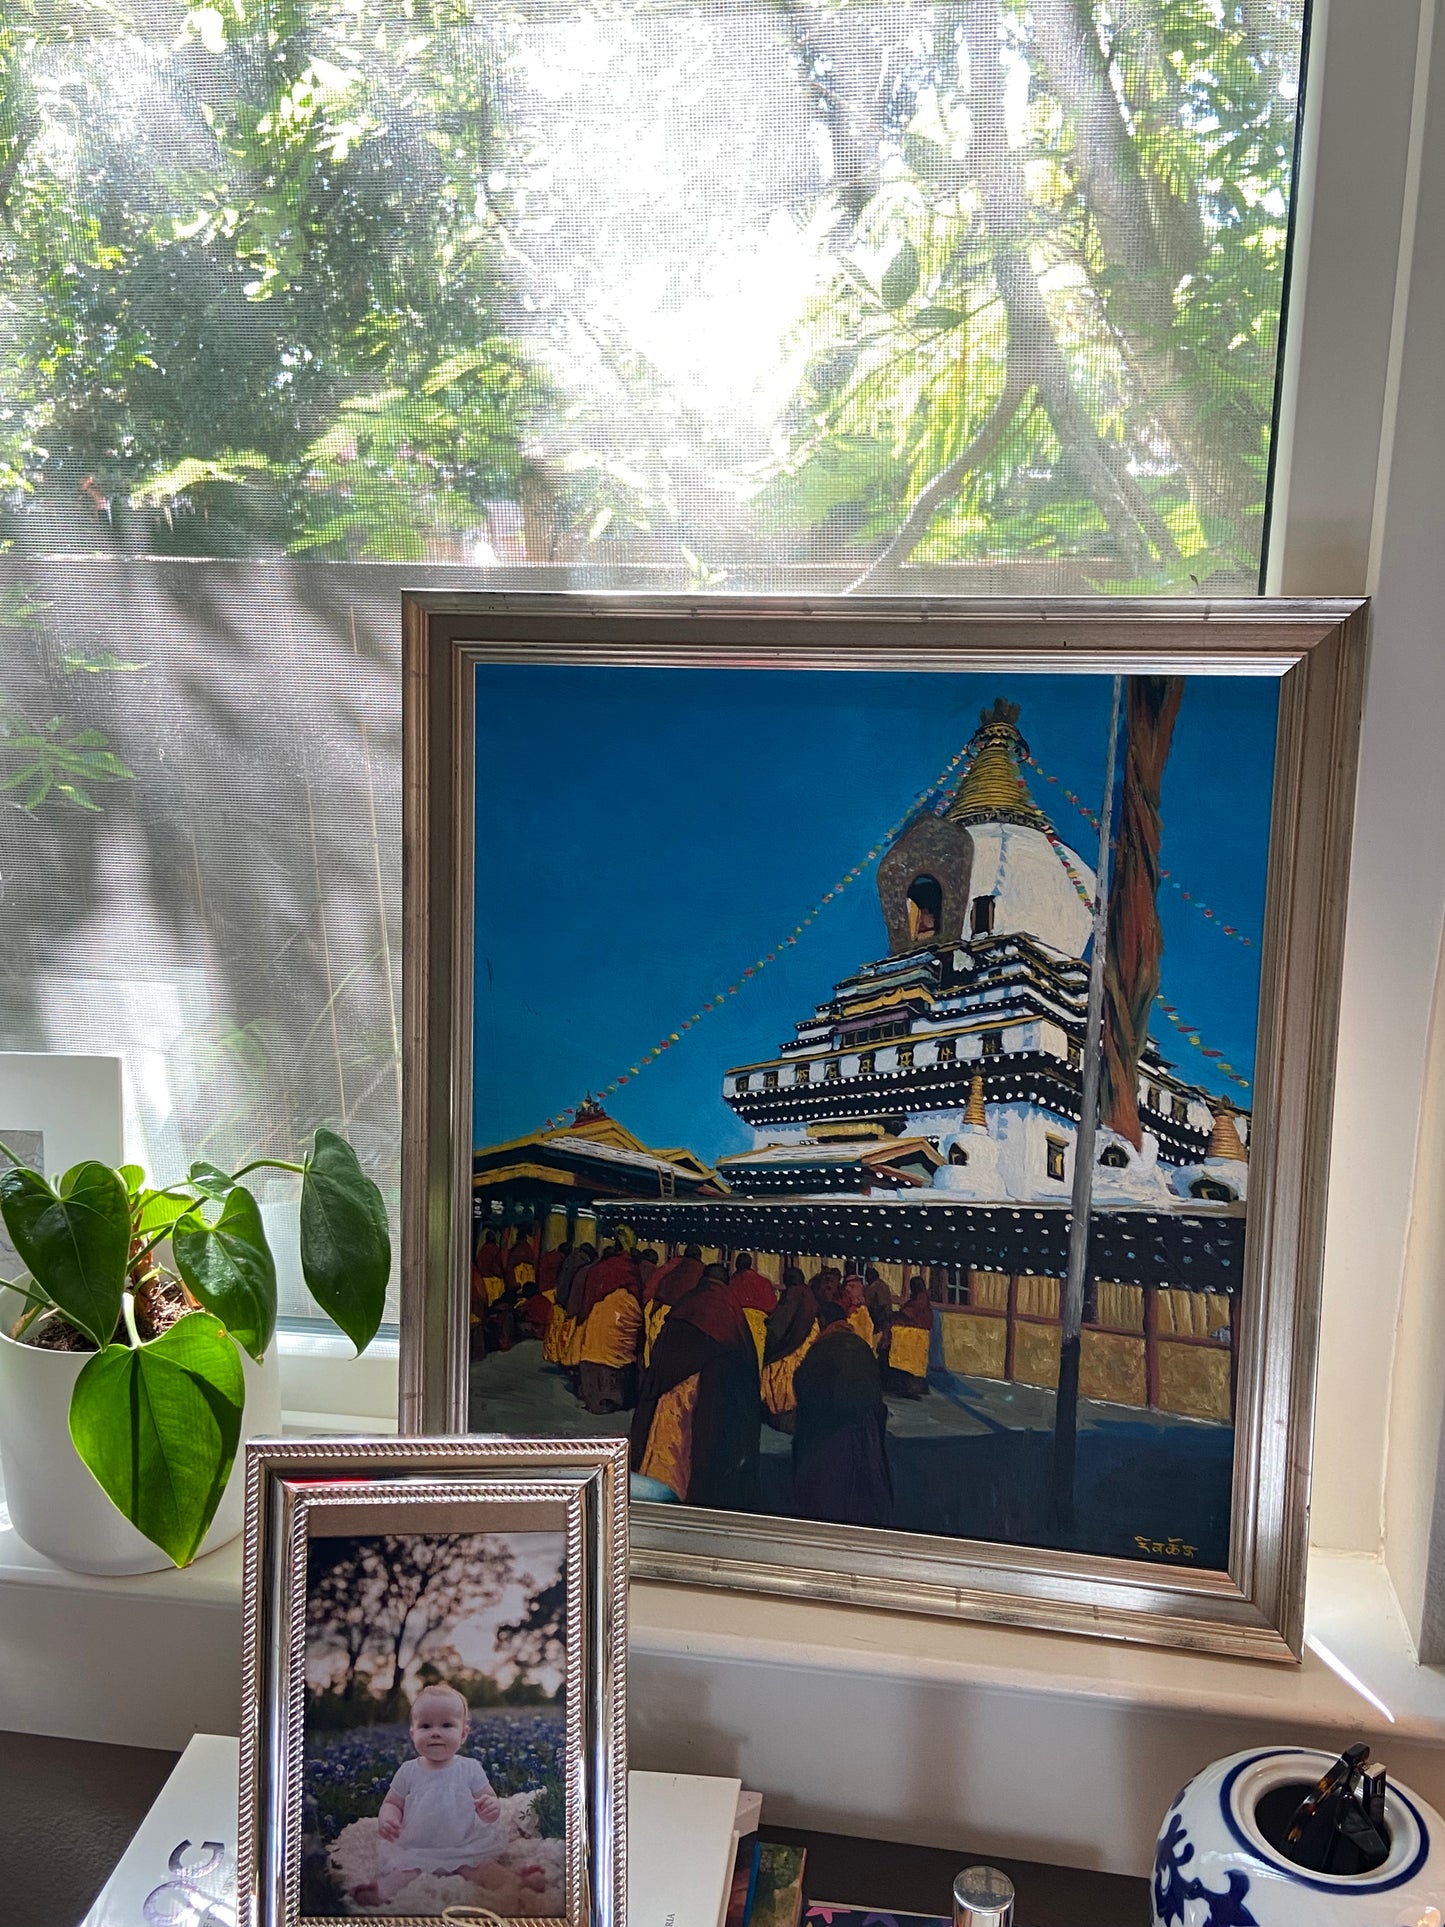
[1134,1535,1198,1559]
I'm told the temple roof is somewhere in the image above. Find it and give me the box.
[473,1106,722,1195]
[946,697,1051,831]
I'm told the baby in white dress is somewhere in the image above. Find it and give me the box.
[351,1683,542,1908]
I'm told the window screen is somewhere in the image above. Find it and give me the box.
[0,0,1309,1320]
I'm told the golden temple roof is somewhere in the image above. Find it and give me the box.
[946,697,1050,831]
[1207,1108,1248,1161]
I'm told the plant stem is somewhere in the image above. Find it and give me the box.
[121,1291,141,1349]
[130,1209,203,1270]
[0,1135,33,1169]
[229,1157,307,1181]
[2,1277,52,1310]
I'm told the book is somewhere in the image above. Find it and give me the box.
[629,1768,746,1927]
[750,1843,808,1927]
[725,1835,761,1927]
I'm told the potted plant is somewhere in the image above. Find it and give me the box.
[0,1129,389,1574]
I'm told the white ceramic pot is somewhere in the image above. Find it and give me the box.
[1154,1746,1444,1927]
[0,1286,281,1575]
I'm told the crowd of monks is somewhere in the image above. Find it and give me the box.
[470,1227,937,1530]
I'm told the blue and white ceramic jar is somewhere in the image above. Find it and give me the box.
[1153,1747,1444,1927]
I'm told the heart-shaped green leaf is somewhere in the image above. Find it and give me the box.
[69,1310,245,1567]
[172,1183,276,1361]
[0,1161,130,1348]
[188,1161,236,1201]
[299,1129,390,1354]
[136,1188,199,1237]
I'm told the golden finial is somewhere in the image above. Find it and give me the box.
[946,698,1049,830]
[963,1072,988,1128]
[1207,1108,1247,1161]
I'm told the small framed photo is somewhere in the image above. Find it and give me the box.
[239,1437,628,1927]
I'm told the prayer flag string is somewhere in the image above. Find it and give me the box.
[1021,752,1257,949]
[1024,777,1253,1097]
[542,744,979,1129]
[1153,1001,1252,1093]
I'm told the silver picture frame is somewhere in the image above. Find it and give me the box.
[238,1435,629,1927]
[400,592,1367,1661]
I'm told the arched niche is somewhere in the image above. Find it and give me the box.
[876,814,974,955]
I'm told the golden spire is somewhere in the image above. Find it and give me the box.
[1207,1108,1247,1161]
[946,698,1049,830]
[963,1072,988,1128]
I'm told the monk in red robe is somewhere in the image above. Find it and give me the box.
[631,1266,760,1510]
[642,1243,704,1367]
[729,1251,777,1366]
[538,1240,569,1299]
[884,1276,934,1397]
[578,1242,644,1414]
[506,1228,539,1291]
[793,1303,893,1528]
[472,1232,505,1314]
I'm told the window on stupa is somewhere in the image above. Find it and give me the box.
[1046,1138,1067,1181]
[735,1075,750,1093]
[794,1062,811,1084]
[897,1044,915,1069]
[824,1060,841,1082]
[1191,1178,1236,1202]
[1147,1085,1162,1111]
[937,1039,956,1062]
[949,1144,969,1166]
[907,875,943,941]
[1172,1095,1189,1123]
[971,895,996,936]
[982,1033,1003,1058]
[764,1070,779,1089]
[858,1052,876,1075]
[1099,1144,1129,1168]
[1067,1039,1083,1069]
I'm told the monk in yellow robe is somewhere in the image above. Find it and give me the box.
[760,1268,818,1432]
[578,1243,644,1414]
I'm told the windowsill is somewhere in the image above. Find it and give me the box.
[0,1429,1440,1740]
[275,1321,400,1422]
[2,1418,1442,1878]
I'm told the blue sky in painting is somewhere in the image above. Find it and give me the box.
[472,664,1278,1161]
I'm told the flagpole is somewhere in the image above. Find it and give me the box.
[1051,675,1123,1533]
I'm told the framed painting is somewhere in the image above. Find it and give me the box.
[400,594,1366,1659]
[238,1436,628,1927]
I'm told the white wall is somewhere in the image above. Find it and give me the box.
[1273,0,1445,1650]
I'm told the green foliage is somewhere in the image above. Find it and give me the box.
[69,1309,245,1568]
[0,0,547,558]
[299,1128,391,1354]
[0,711,136,812]
[0,580,143,816]
[0,1,1303,577]
[172,1183,278,1362]
[2,1128,389,1563]
[0,1159,130,1348]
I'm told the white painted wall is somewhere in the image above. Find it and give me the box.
[1387,929,1445,1660]
[1273,0,1445,1656]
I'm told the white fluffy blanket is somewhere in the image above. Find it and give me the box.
[327,1788,566,1916]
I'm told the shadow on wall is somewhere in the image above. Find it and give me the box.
[0,557,533,1310]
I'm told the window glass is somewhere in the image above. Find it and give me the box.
[0,0,1309,1321]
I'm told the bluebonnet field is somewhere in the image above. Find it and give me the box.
[304,1709,568,1847]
